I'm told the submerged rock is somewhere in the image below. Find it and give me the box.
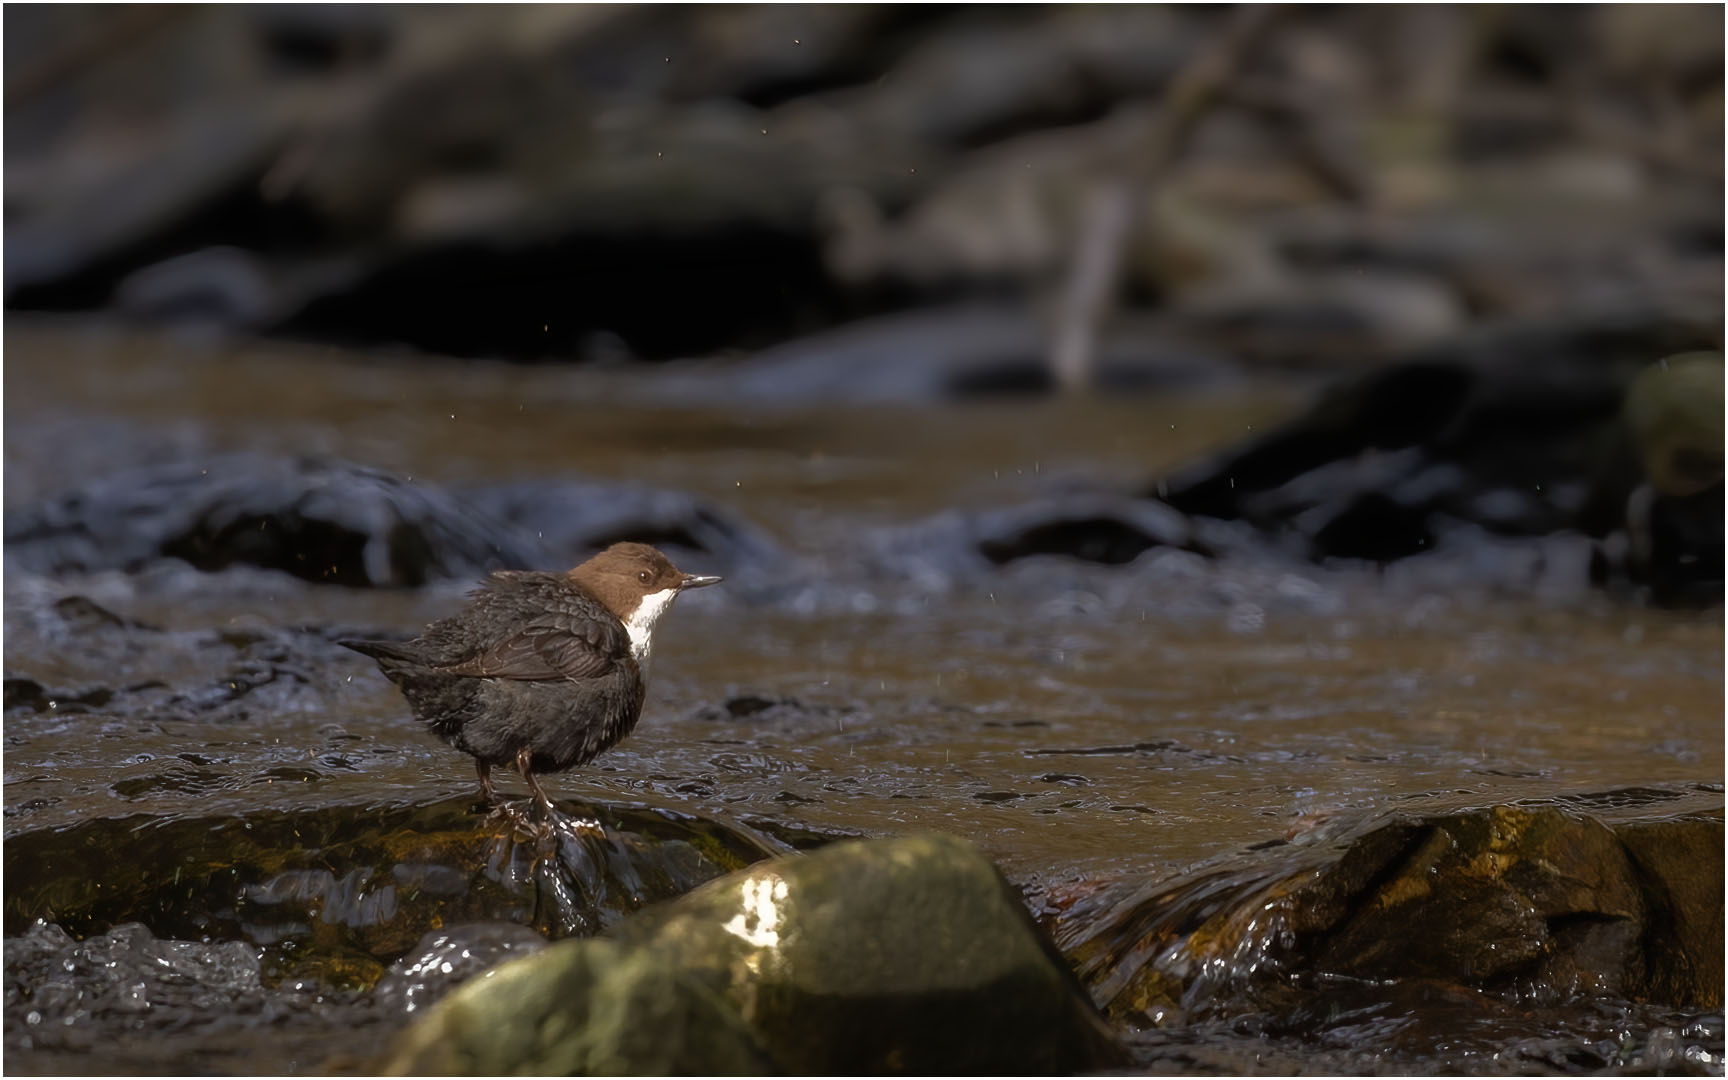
[4,919,262,1032]
[388,833,1123,1075]
[373,923,551,1018]
[1062,792,1724,1029]
[3,917,412,1072]
[2,918,388,1074]
[2,797,787,976]
[0,589,364,776]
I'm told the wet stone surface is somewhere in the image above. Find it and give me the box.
[371,922,549,1018]
[387,834,1122,1075]
[3,797,789,969]
[1048,790,1725,1074]
[2,920,385,1075]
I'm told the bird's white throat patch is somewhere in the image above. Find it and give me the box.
[625,587,681,665]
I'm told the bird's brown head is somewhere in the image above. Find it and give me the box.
[568,542,722,624]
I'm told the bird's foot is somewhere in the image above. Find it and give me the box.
[484,799,548,838]
[550,811,607,839]
[480,793,603,852]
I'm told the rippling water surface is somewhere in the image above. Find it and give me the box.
[5,323,1722,1073]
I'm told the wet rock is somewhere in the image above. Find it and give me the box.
[2,677,114,716]
[1618,353,1725,607]
[5,453,539,587]
[1156,327,1724,603]
[6,451,786,594]
[3,918,387,1074]
[1,588,365,735]
[1616,817,1725,1008]
[4,920,262,1030]
[1063,795,1725,1028]
[385,937,773,1076]
[976,496,1200,567]
[1300,808,1646,992]
[2,797,786,971]
[607,833,1123,1073]
[390,834,1123,1075]
[373,923,549,1017]
[874,493,1202,586]
[686,693,855,731]
[1164,315,1719,522]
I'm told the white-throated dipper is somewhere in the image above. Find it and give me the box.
[341,542,720,816]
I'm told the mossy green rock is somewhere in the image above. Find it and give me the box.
[1624,351,1724,497]
[386,833,1121,1075]
[385,938,773,1075]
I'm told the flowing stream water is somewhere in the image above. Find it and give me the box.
[4,322,1722,1073]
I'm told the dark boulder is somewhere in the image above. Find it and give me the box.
[6,453,782,590]
[874,493,1201,585]
[5,454,539,587]
[1155,332,1723,603]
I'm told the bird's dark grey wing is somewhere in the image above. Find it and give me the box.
[436,608,627,682]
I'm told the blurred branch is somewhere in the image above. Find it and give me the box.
[1226,77,1372,204]
[1049,4,1283,393]
[1043,5,1278,392]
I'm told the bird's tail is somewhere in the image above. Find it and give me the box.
[337,638,427,678]
[338,638,411,660]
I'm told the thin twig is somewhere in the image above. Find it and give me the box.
[1050,4,1283,393]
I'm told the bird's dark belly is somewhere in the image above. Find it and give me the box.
[397,670,643,773]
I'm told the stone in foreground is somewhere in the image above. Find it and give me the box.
[386,833,1122,1075]
[385,937,772,1075]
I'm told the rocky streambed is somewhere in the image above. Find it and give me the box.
[4,326,1724,1074]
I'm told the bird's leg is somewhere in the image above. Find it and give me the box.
[476,761,496,805]
[515,746,558,819]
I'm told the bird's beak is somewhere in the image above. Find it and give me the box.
[680,573,723,589]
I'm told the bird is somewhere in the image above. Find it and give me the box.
[341,542,720,818]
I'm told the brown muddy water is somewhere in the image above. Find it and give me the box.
[4,322,1723,1073]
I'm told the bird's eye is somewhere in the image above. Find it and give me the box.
[637,569,653,584]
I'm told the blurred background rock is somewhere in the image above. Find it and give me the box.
[6,4,1720,367]
[6,3,1721,605]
